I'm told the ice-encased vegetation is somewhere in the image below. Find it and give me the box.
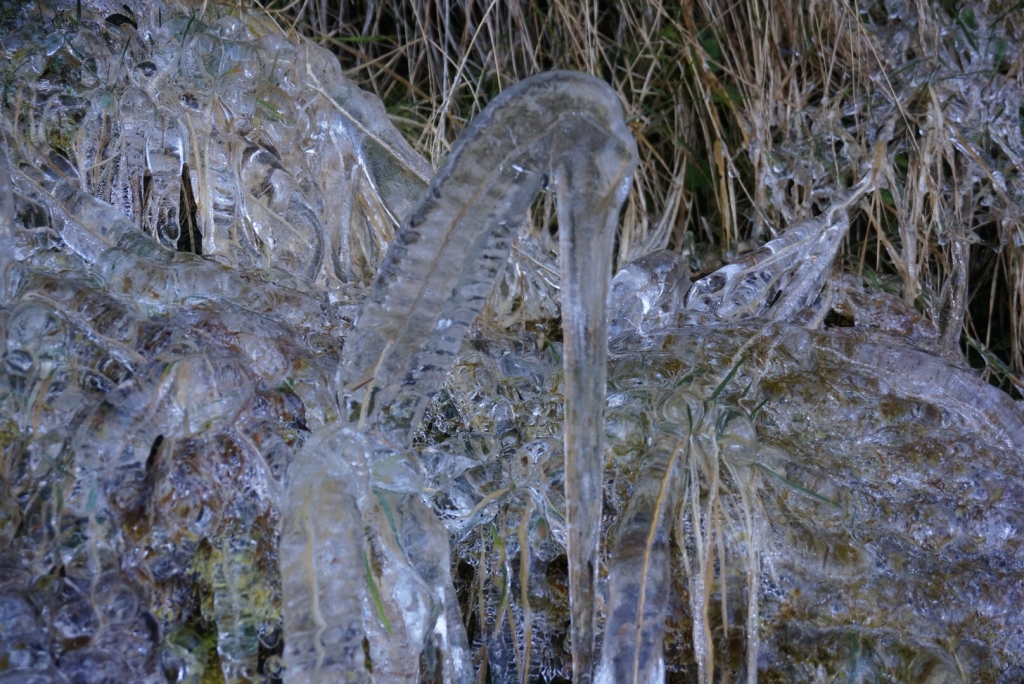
[1,1,1023,683]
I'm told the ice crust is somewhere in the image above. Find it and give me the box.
[2,1,1024,683]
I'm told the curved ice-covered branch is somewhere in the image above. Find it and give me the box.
[342,71,637,683]
[285,71,637,683]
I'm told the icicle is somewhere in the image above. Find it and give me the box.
[684,178,873,324]
[280,427,374,684]
[0,146,16,306]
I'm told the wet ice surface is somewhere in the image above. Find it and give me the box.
[442,322,1024,683]
[3,1,1024,684]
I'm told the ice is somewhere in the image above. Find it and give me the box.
[4,0,1024,682]
[290,70,636,683]
[607,250,689,337]
[595,410,685,684]
[0,1,421,681]
[280,428,372,684]
[682,179,871,325]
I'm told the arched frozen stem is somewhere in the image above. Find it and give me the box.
[337,70,637,681]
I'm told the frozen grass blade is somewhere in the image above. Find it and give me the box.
[596,430,686,684]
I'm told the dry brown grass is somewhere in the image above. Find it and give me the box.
[256,0,1024,397]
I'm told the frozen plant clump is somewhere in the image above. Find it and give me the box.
[3,1,1024,684]
[0,0,433,681]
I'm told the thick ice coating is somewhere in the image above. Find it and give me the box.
[5,1,1024,682]
[283,70,637,684]
[0,2,432,682]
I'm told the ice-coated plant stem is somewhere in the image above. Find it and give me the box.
[340,69,638,683]
[0,147,14,307]
[284,70,637,682]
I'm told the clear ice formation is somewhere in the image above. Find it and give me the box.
[3,1,1024,684]
[606,250,690,338]
[283,71,636,684]
[597,180,1024,683]
[0,2,433,682]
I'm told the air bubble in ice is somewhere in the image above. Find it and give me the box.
[658,388,704,434]
[716,409,758,467]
